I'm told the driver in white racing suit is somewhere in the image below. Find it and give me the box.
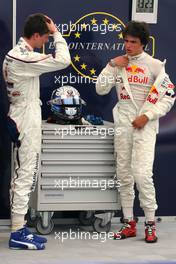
[96,21,175,243]
[3,13,71,250]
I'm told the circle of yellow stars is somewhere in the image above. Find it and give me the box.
[72,16,123,77]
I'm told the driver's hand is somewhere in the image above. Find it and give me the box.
[45,16,57,34]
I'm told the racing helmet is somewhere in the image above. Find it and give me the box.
[47,86,85,121]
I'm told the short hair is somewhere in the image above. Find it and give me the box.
[23,13,50,38]
[122,21,150,47]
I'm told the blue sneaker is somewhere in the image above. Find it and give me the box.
[23,227,47,243]
[9,228,45,250]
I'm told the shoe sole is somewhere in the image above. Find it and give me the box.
[114,234,136,240]
[9,247,22,250]
[145,237,158,243]
[9,246,45,250]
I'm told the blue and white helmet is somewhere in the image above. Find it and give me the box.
[48,86,85,121]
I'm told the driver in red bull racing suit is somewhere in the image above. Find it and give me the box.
[3,13,71,250]
[96,21,175,243]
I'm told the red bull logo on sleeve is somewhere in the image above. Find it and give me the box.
[167,83,175,89]
[147,85,159,104]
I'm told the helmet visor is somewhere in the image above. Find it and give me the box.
[62,97,81,105]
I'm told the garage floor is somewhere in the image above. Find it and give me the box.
[0,218,176,264]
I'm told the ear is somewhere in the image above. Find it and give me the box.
[33,32,40,40]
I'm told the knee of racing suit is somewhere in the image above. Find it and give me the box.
[133,170,157,210]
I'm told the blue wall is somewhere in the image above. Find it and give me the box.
[0,0,176,218]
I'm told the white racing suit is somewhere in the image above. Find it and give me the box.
[3,31,71,216]
[96,52,175,216]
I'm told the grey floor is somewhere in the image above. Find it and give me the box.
[0,218,176,264]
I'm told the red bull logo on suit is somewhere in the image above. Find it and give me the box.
[126,65,149,84]
[126,65,145,74]
[120,87,130,100]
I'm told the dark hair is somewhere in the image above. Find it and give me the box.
[122,21,150,47]
[23,13,50,38]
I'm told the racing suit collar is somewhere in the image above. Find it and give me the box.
[127,52,146,61]
[20,37,33,51]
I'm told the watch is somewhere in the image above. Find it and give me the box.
[109,59,116,67]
